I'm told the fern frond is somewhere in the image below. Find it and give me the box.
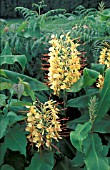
[15,7,38,20]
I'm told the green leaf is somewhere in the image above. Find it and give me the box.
[0,115,9,139]
[1,42,12,55]
[7,111,25,125]
[0,82,12,91]
[67,113,89,129]
[53,156,80,170]
[96,68,110,120]
[5,124,27,156]
[0,94,7,107]
[26,151,54,170]
[0,55,27,70]
[0,69,49,91]
[67,77,84,92]
[72,151,85,167]
[83,133,109,170]
[83,68,99,87]
[94,114,110,133]
[91,63,105,74]
[70,122,92,152]
[0,142,7,166]
[1,164,14,170]
[66,92,99,108]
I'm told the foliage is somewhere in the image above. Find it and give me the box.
[0,2,110,170]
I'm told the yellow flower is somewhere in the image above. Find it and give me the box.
[99,46,110,68]
[48,33,81,96]
[25,100,62,150]
[96,74,104,89]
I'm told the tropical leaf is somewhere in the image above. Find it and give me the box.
[70,121,92,152]
[0,115,9,139]
[66,92,99,108]
[26,151,54,170]
[96,68,110,120]
[0,142,7,166]
[83,68,99,87]
[0,55,27,70]
[0,82,12,91]
[94,114,110,133]
[83,133,109,170]
[5,124,27,156]
[67,77,84,92]
[0,69,49,91]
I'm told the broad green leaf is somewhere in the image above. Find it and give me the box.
[5,124,27,156]
[94,114,110,133]
[26,151,54,170]
[91,63,105,74]
[67,77,84,92]
[0,94,7,107]
[0,69,49,91]
[96,68,110,120]
[72,151,85,167]
[66,92,99,108]
[0,142,7,166]
[1,42,12,55]
[0,115,9,139]
[83,133,109,170]
[67,113,89,129]
[1,164,14,170]
[0,82,12,90]
[0,55,27,70]
[7,111,25,125]
[70,122,92,152]
[53,156,80,170]
[83,68,99,87]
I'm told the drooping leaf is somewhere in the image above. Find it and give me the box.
[0,94,7,107]
[0,142,7,166]
[0,55,27,70]
[96,68,110,120]
[26,151,54,170]
[7,111,25,125]
[67,113,89,129]
[0,115,9,139]
[70,122,92,152]
[66,92,99,108]
[1,42,12,55]
[0,82,12,91]
[72,151,85,167]
[94,114,110,133]
[53,156,81,170]
[83,68,99,87]
[91,63,105,74]
[0,69,49,91]
[83,133,109,170]
[1,164,14,170]
[67,77,84,92]
[5,124,27,156]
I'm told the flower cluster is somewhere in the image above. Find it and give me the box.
[99,47,110,68]
[25,100,62,150]
[48,33,81,96]
[96,74,104,89]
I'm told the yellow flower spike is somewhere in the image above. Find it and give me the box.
[25,100,62,150]
[99,45,110,68]
[48,32,81,96]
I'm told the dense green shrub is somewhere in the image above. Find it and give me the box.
[1,0,110,18]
